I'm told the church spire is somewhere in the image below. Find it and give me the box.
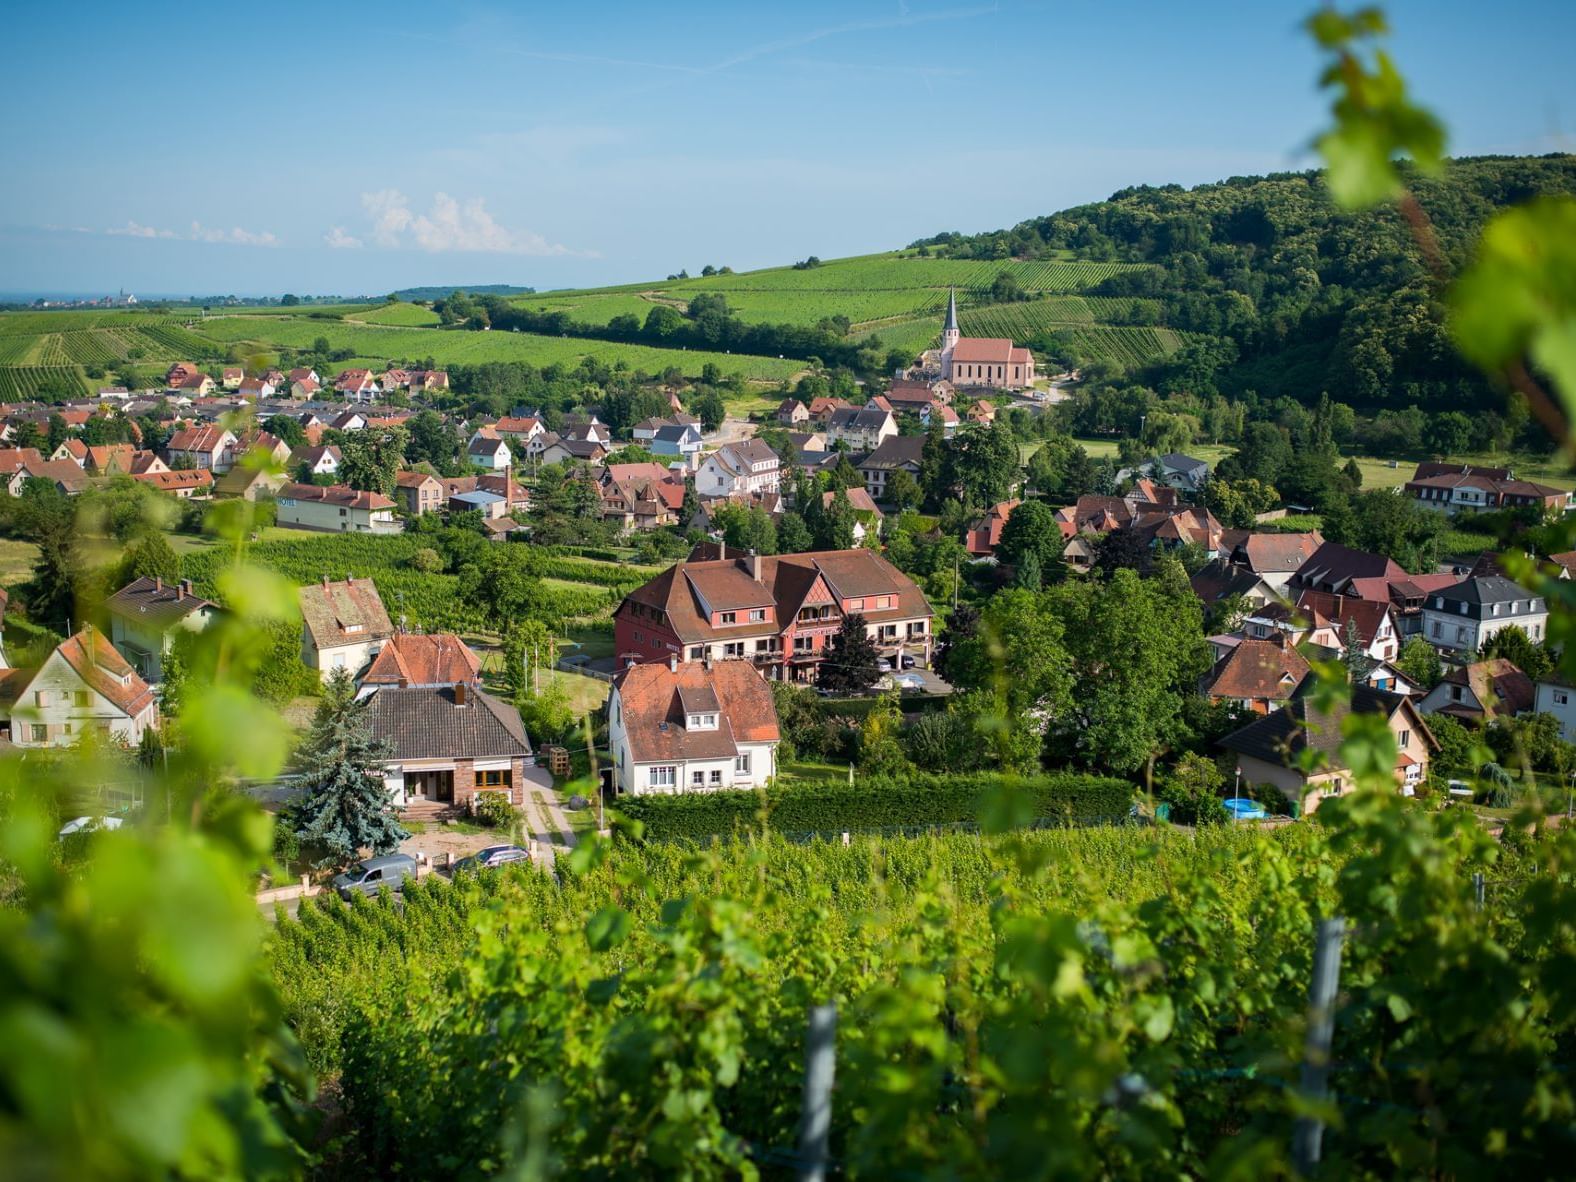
[943,286,958,332]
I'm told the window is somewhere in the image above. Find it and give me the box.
[724,642,744,658]
[720,611,736,624]
[689,646,704,660]
[1450,685,1463,701]
[476,769,509,788]
[649,766,675,788]
[692,770,705,787]
[749,609,766,622]
[1456,626,1468,644]
[30,724,46,743]
[74,690,91,707]
[1556,691,1569,706]
[710,769,723,785]
[1431,621,1443,639]
[33,690,48,708]
[735,753,751,775]
[1397,730,1410,748]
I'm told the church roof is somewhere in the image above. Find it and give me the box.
[944,286,958,333]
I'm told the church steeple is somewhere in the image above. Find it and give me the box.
[940,286,961,368]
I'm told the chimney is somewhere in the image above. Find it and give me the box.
[154,576,162,593]
[668,652,678,673]
[749,551,762,581]
[453,681,468,707]
[176,579,187,601]
[718,540,726,560]
[398,676,409,689]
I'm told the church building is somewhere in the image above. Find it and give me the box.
[934,288,1036,390]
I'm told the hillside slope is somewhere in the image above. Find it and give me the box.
[914,154,1576,411]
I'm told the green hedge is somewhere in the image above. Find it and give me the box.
[616,772,1136,842]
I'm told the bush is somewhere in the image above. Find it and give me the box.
[615,772,1135,841]
[408,547,443,573]
[472,791,517,828]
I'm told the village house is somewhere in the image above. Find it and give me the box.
[334,369,381,401]
[807,396,852,423]
[613,544,934,682]
[1200,637,1311,714]
[221,366,244,390]
[51,438,89,467]
[276,483,399,534]
[1534,679,1576,743]
[235,430,292,467]
[1404,462,1571,516]
[493,416,545,444]
[106,576,217,681]
[965,500,1019,559]
[238,376,276,400]
[366,682,535,815]
[932,290,1035,390]
[886,377,953,415]
[84,444,138,475]
[826,405,897,452]
[298,576,394,680]
[214,465,288,501]
[600,463,685,533]
[1222,683,1437,811]
[1421,574,1547,655]
[538,435,610,467]
[292,444,343,478]
[130,469,212,499]
[1239,590,1400,664]
[855,435,925,503]
[695,438,781,498]
[608,656,781,796]
[776,398,810,427]
[1417,658,1534,724]
[360,632,481,691]
[1191,559,1282,616]
[287,367,319,387]
[467,431,513,471]
[648,422,705,466]
[329,410,367,433]
[6,627,159,749]
[1288,541,1405,596]
[1220,531,1326,593]
[393,471,446,516]
[164,424,237,473]
[821,486,883,545]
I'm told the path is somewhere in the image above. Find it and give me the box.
[520,767,576,849]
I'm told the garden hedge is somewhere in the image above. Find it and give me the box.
[615,772,1135,842]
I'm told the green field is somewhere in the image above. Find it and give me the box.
[348,302,442,327]
[0,250,1161,394]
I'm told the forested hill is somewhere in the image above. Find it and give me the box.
[913,155,1576,413]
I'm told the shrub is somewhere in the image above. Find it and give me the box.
[615,771,1135,841]
[408,547,443,573]
[472,791,517,829]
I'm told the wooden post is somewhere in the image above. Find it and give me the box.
[1473,872,1485,911]
[1292,917,1346,1176]
[795,1003,837,1182]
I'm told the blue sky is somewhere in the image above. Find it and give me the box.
[3,0,1571,298]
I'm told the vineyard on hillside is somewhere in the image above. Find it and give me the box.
[272,801,1576,1178]
[0,366,90,400]
[349,303,444,327]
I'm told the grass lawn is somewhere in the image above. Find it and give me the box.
[562,624,615,660]
[778,759,849,787]
[540,668,609,719]
[0,538,40,587]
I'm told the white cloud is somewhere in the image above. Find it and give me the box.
[323,226,364,249]
[190,221,279,247]
[356,189,579,255]
[102,219,277,246]
[107,220,177,239]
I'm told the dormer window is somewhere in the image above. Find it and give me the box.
[345,623,364,633]
[720,611,736,625]
[687,713,718,731]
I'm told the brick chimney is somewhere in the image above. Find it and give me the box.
[454,680,468,707]
[717,540,726,560]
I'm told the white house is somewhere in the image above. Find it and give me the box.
[608,657,780,795]
[292,445,342,478]
[298,577,394,681]
[106,576,217,681]
[1421,575,1547,656]
[6,627,159,749]
[695,438,780,498]
[276,483,400,533]
[1534,679,1576,743]
[467,432,513,471]
[825,406,897,452]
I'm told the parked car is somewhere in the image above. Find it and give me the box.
[877,658,893,673]
[453,844,531,874]
[899,654,917,669]
[333,853,419,898]
[58,816,124,837]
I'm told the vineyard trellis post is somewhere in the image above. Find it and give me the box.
[795,1003,837,1182]
[1473,872,1485,911]
[1292,916,1346,1176]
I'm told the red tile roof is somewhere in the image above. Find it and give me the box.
[1203,638,1310,703]
[613,658,779,762]
[54,626,157,717]
[361,633,481,688]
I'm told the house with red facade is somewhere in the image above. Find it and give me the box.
[612,543,934,682]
